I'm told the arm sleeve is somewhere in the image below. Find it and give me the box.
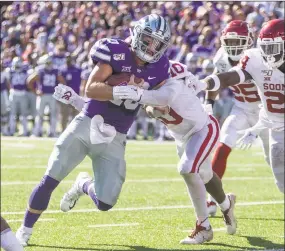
[139,79,181,107]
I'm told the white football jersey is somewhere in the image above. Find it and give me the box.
[155,61,209,143]
[214,47,261,112]
[236,48,284,129]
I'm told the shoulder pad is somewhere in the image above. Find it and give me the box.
[169,60,190,80]
[90,38,128,65]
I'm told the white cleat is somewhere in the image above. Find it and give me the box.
[207,201,217,217]
[16,225,33,246]
[60,172,92,212]
[222,193,237,235]
[180,224,213,245]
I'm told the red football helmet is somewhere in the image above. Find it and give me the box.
[257,19,285,69]
[221,20,254,61]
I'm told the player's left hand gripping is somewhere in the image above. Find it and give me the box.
[53,84,76,105]
[237,129,258,150]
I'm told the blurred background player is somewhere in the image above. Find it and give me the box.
[7,57,29,136]
[59,54,82,131]
[205,20,270,216]
[27,54,66,137]
[1,61,10,135]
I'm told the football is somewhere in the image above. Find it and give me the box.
[105,73,143,86]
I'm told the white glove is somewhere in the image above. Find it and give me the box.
[113,85,144,101]
[236,129,258,150]
[53,84,85,111]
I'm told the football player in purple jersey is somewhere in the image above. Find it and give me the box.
[16,14,171,246]
[7,57,29,136]
[59,55,82,131]
[1,60,10,135]
[27,54,66,137]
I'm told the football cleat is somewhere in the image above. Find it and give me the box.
[222,193,237,235]
[60,172,92,212]
[207,201,217,217]
[16,225,33,246]
[180,223,213,245]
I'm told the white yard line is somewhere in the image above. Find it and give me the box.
[7,218,55,223]
[88,223,139,228]
[1,163,266,169]
[2,200,283,216]
[1,177,274,186]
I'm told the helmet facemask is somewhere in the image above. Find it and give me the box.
[221,35,253,61]
[131,15,171,63]
[258,38,285,69]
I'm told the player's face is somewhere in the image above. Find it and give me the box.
[140,34,164,58]
[259,41,285,68]
[224,38,246,56]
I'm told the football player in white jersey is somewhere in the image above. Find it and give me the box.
[54,61,237,245]
[205,20,270,216]
[203,19,285,194]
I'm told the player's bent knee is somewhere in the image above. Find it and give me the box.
[97,200,113,211]
[177,159,195,175]
[199,169,213,184]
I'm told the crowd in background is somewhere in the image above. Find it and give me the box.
[1,1,284,139]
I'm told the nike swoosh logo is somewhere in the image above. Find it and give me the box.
[148,76,156,80]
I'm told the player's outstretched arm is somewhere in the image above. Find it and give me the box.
[85,62,114,101]
[203,69,253,102]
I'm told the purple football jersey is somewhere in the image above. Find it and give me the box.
[61,66,82,94]
[38,68,59,94]
[52,54,67,71]
[10,70,28,91]
[83,38,170,134]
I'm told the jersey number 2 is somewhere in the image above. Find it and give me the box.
[264,91,285,114]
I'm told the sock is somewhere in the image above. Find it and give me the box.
[212,143,232,179]
[82,180,99,207]
[182,173,210,229]
[219,195,230,212]
[1,229,24,251]
[23,175,59,228]
[21,116,28,135]
[9,115,16,135]
[34,117,43,136]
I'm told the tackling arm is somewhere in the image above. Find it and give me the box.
[139,83,175,107]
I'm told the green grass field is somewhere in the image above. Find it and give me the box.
[1,136,284,251]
